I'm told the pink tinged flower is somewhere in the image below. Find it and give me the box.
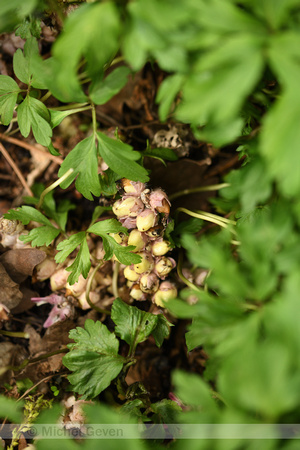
[139,273,159,294]
[149,189,171,215]
[119,216,137,229]
[152,281,178,307]
[31,294,72,328]
[121,179,146,196]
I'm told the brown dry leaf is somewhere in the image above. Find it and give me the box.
[26,145,52,187]
[20,320,74,381]
[0,341,27,384]
[11,286,39,314]
[0,248,46,283]
[0,262,22,310]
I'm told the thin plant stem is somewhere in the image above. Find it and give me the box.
[0,142,34,196]
[169,183,230,201]
[40,91,52,103]
[112,261,120,298]
[176,207,235,229]
[91,103,97,135]
[0,330,30,339]
[49,105,92,115]
[37,168,74,210]
[50,102,89,111]
[177,250,203,293]
[85,261,111,315]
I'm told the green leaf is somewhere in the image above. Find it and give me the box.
[58,136,101,201]
[143,146,179,164]
[151,314,172,347]
[0,0,38,34]
[90,66,131,105]
[97,132,149,183]
[17,96,52,147]
[111,298,170,348]
[4,205,53,226]
[33,3,120,103]
[260,88,300,197]
[156,74,185,121]
[63,319,124,399]
[172,218,203,247]
[0,75,20,125]
[88,219,128,236]
[173,370,218,412]
[15,16,41,39]
[65,237,91,285]
[20,225,60,247]
[55,231,86,264]
[13,37,46,88]
[49,109,80,129]
[99,168,119,196]
[176,35,264,144]
[151,399,182,423]
[0,395,24,422]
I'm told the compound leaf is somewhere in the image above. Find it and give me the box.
[55,231,86,264]
[65,237,91,285]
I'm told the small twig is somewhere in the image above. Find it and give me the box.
[0,142,34,196]
[112,261,120,298]
[0,330,30,339]
[0,133,63,165]
[169,183,230,201]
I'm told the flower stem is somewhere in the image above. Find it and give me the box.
[37,168,74,210]
[169,183,230,201]
[176,207,236,229]
[0,330,30,339]
[50,102,89,111]
[40,91,52,103]
[85,261,111,315]
[177,250,203,293]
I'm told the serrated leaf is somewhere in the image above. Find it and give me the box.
[143,147,178,166]
[58,136,101,200]
[0,75,20,125]
[65,237,91,284]
[63,319,124,399]
[151,314,172,347]
[17,96,52,146]
[97,132,149,183]
[13,37,46,88]
[55,231,86,264]
[112,298,170,348]
[112,241,142,265]
[4,205,53,226]
[99,168,119,196]
[90,66,131,105]
[15,16,41,39]
[88,218,127,236]
[20,225,60,247]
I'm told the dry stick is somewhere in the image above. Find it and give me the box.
[0,133,63,165]
[0,142,34,196]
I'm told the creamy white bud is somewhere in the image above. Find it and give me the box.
[77,291,100,310]
[112,197,143,217]
[130,284,146,301]
[50,268,69,291]
[66,275,88,298]
[136,210,157,232]
[155,257,175,278]
[128,229,146,252]
[134,252,154,274]
[109,232,127,244]
[153,282,177,307]
[121,179,146,196]
[152,239,171,256]
[139,273,159,294]
[124,265,140,282]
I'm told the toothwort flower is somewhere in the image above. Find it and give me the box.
[31,294,72,328]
